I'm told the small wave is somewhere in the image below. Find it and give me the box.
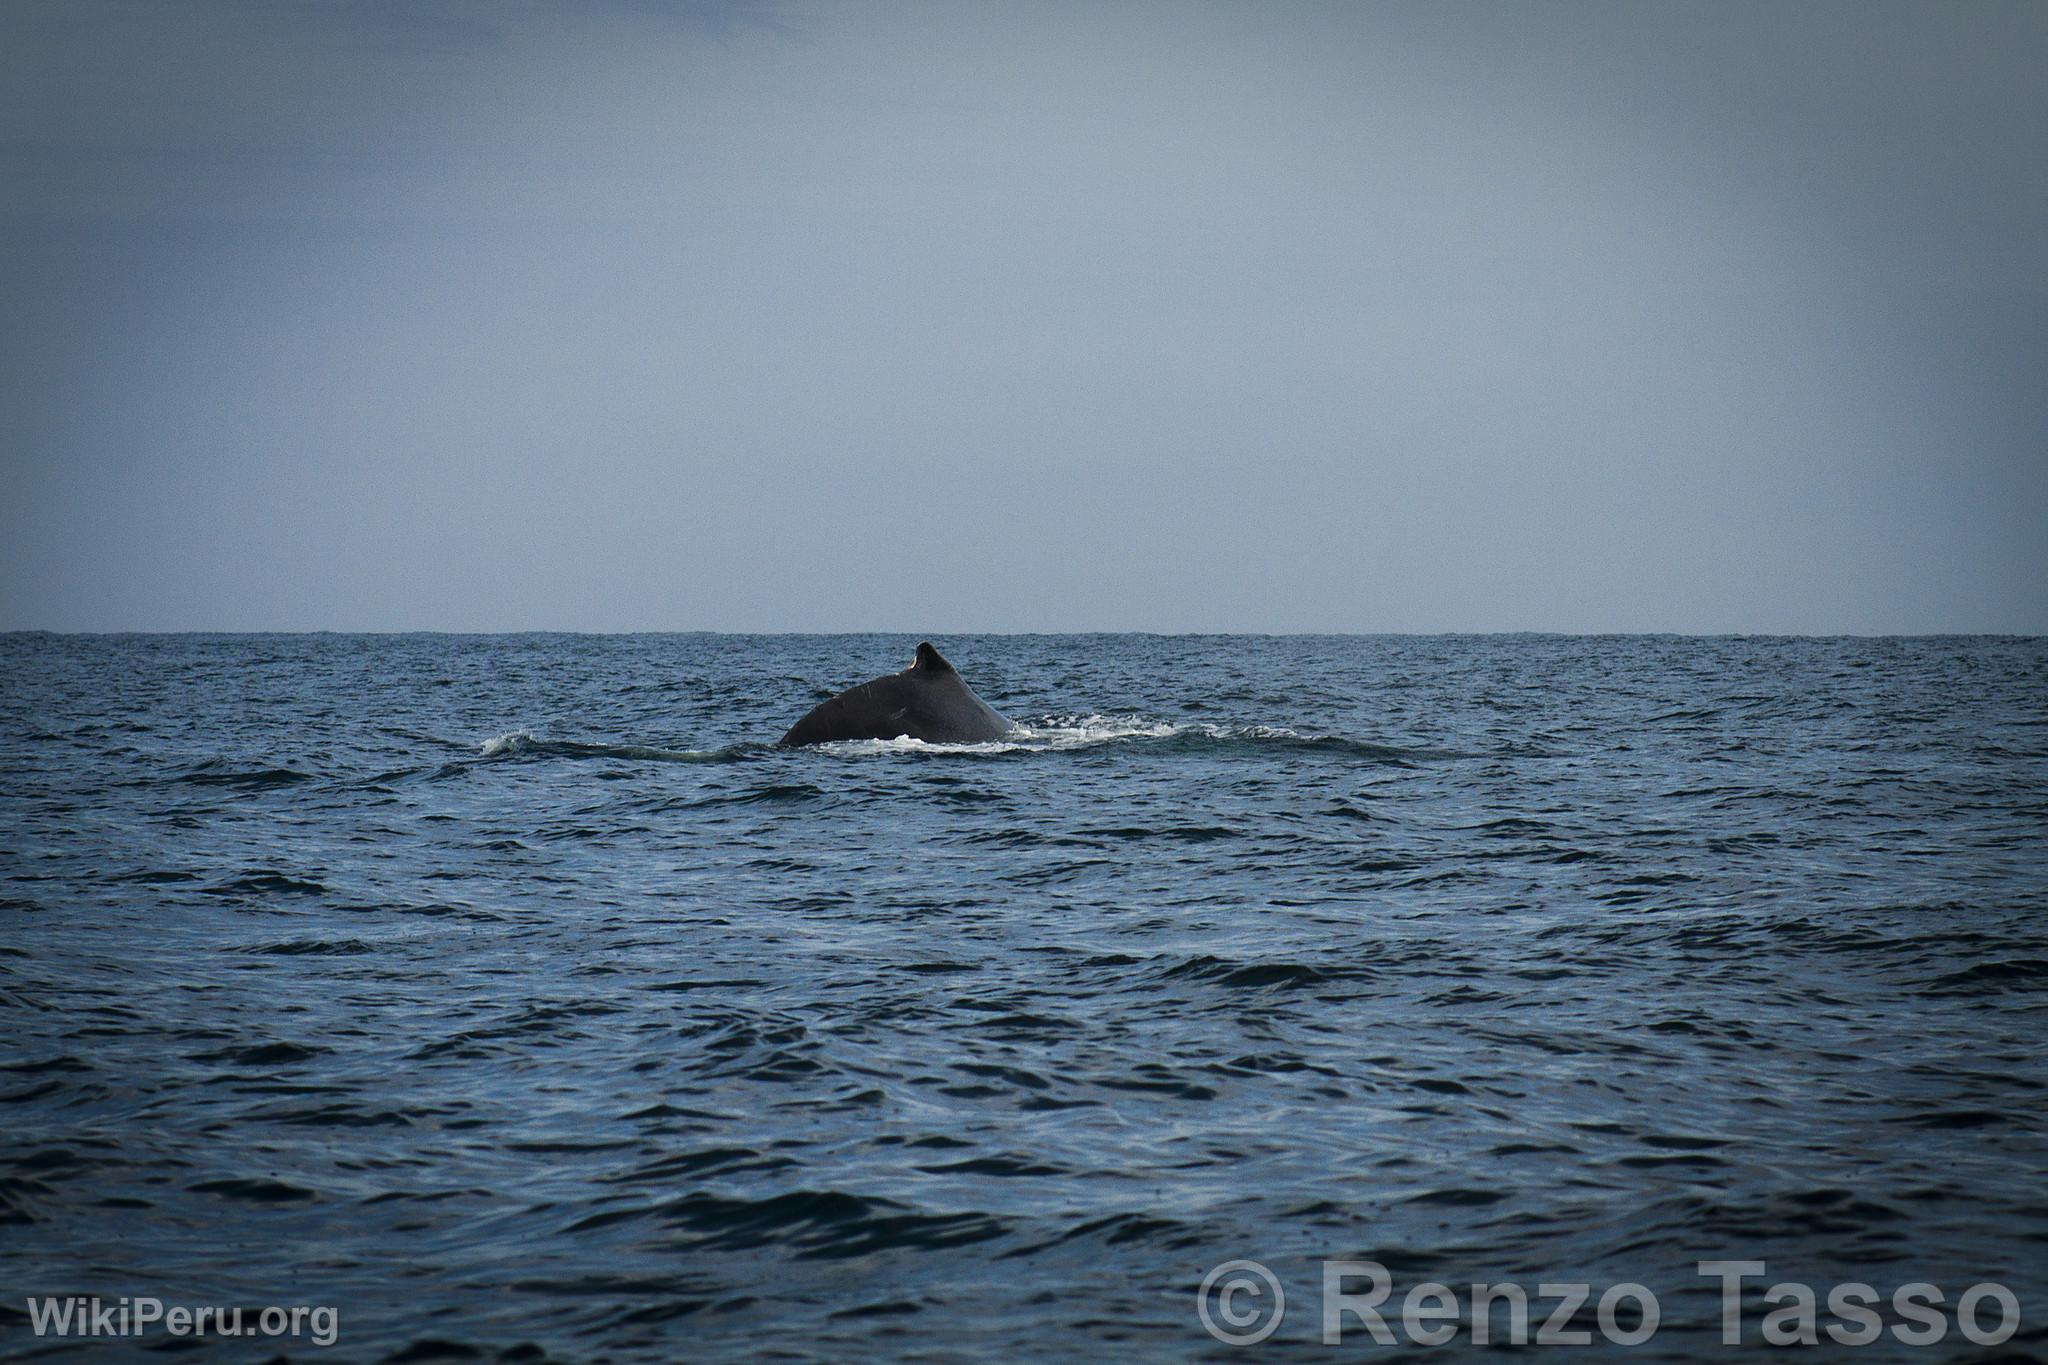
[188,1042,330,1066]
[377,726,478,753]
[803,715,1175,757]
[478,730,535,757]
[802,717,1438,762]
[175,764,314,790]
[1014,714,1184,747]
[654,1189,1010,1259]
[472,720,1440,763]
[660,784,825,810]
[187,1178,318,1204]
[475,732,753,764]
[203,870,327,898]
[235,939,375,957]
[1155,954,1373,989]
[1921,958,2048,994]
[1151,723,1460,763]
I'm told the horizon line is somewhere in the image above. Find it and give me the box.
[4,627,2043,641]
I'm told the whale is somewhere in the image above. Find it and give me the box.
[779,642,1011,747]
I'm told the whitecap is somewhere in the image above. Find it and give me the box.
[477,729,534,757]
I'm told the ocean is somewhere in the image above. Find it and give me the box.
[2,632,2044,1360]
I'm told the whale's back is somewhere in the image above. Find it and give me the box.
[779,642,1009,746]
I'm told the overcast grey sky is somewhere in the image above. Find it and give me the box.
[2,0,2043,632]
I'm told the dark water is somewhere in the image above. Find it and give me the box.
[3,633,2045,1361]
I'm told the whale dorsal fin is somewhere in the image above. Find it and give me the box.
[911,641,954,675]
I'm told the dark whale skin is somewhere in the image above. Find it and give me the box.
[778,642,1011,746]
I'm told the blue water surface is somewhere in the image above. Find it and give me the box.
[2,633,2044,1360]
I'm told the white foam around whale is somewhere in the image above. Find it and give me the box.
[808,715,1321,755]
[478,729,536,757]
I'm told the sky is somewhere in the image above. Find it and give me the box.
[2,0,2044,634]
